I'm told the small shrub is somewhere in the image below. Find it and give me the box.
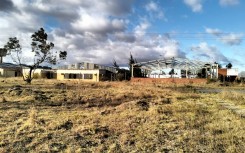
[136,100,149,111]
[57,120,73,130]
[33,73,40,79]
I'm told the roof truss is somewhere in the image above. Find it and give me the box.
[133,58,214,71]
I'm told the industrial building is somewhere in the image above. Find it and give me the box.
[131,58,219,79]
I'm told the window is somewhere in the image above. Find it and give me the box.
[64,74,70,79]
[64,73,83,79]
[84,74,93,79]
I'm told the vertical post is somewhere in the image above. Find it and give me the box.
[131,64,134,78]
[206,68,208,78]
[216,64,218,79]
[185,62,188,78]
[186,69,188,78]
[210,65,213,79]
[185,61,188,78]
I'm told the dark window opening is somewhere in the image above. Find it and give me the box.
[64,73,83,79]
[84,74,93,79]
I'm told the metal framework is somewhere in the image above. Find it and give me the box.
[131,57,218,78]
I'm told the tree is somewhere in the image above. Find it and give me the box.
[0,48,8,63]
[226,63,232,69]
[129,53,142,78]
[4,28,67,83]
[169,68,175,75]
[214,62,222,68]
[112,59,130,81]
[113,59,120,70]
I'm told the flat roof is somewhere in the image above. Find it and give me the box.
[0,63,20,69]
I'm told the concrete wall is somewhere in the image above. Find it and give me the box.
[131,78,207,84]
[218,69,227,76]
[227,68,238,76]
[5,70,15,77]
[0,69,21,77]
[23,68,43,78]
[218,68,238,77]
[56,69,100,82]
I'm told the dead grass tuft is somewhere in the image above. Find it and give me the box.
[0,96,7,103]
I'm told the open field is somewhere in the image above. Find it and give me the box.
[0,78,245,152]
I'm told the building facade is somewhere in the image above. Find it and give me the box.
[56,69,113,82]
[0,63,22,77]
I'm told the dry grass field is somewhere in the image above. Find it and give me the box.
[0,78,245,152]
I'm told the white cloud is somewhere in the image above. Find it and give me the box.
[130,34,186,62]
[220,0,239,6]
[183,0,203,12]
[134,21,151,36]
[145,1,158,12]
[51,22,186,66]
[162,40,185,58]
[71,11,126,35]
[205,27,244,46]
[220,33,243,46]
[145,1,166,20]
[114,32,136,43]
[191,42,229,62]
[0,0,185,67]
[0,0,134,65]
[205,28,222,36]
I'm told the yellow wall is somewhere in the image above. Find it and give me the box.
[22,68,43,77]
[56,69,100,82]
[0,69,3,76]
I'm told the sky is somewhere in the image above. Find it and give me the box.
[0,0,245,71]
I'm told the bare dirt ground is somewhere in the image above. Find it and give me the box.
[0,78,245,152]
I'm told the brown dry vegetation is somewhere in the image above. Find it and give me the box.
[0,78,245,152]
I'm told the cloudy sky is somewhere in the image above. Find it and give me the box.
[0,0,245,70]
